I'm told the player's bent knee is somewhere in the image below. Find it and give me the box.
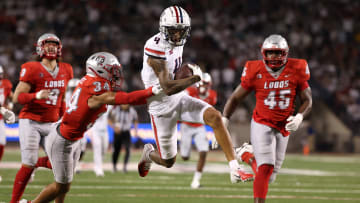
[162,157,176,168]
[204,108,221,126]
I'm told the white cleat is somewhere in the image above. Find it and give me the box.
[19,199,30,203]
[0,175,2,182]
[138,144,154,177]
[230,166,254,183]
[191,179,201,189]
[235,142,254,162]
[95,169,105,177]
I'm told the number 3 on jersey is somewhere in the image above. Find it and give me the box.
[264,89,291,109]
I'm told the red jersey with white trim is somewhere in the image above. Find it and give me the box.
[60,75,109,141]
[241,58,310,136]
[0,79,13,120]
[182,86,217,127]
[19,61,73,122]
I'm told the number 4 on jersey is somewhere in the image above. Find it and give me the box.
[264,89,291,109]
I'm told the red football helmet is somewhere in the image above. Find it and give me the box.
[261,34,289,69]
[36,33,62,60]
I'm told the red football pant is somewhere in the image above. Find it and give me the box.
[253,164,274,199]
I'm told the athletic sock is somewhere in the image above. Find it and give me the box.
[253,164,274,199]
[193,171,202,181]
[10,166,34,203]
[241,152,257,173]
[35,156,52,169]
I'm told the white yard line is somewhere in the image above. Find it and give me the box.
[1,161,359,177]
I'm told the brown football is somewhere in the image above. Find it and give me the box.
[174,63,193,80]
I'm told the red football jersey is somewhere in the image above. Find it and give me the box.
[19,61,73,122]
[183,86,217,127]
[60,75,109,141]
[0,79,13,120]
[241,58,310,136]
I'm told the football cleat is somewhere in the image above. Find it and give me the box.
[19,199,31,203]
[190,179,201,189]
[230,166,254,183]
[235,142,254,164]
[138,144,154,177]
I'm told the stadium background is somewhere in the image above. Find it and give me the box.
[0,0,359,152]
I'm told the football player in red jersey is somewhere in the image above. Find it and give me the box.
[10,33,74,203]
[27,52,162,203]
[0,64,16,182]
[179,73,217,188]
[223,34,312,203]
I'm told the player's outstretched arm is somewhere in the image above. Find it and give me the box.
[13,81,50,104]
[148,57,200,95]
[88,87,156,109]
[223,84,251,119]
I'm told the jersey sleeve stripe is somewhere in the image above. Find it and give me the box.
[145,53,166,60]
[145,48,165,55]
[173,6,180,23]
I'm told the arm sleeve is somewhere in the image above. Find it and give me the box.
[114,87,153,105]
[17,92,36,104]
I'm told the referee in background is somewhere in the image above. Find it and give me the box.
[108,104,139,173]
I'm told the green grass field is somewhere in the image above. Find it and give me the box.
[1,147,360,203]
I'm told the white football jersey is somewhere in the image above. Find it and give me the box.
[141,33,186,115]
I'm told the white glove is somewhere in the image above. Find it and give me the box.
[36,89,50,99]
[285,113,303,133]
[188,64,203,80]
[151,84,163,95]
[222,116,229,128]
[0,107,15,124]
[211,136,219,150]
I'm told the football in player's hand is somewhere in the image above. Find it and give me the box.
[174,63,194,80]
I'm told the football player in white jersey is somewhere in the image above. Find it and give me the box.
[139,5,253,183]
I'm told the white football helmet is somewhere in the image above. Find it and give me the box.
[198,72,212,95]
[159,6,191,46]
[36,33,62,59]
[261,34,289,69]
[86,52,123,90]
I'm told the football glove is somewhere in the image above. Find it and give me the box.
[0,107,15,124]
[36,89,50,99]
[188,64,203,80]
[151,84,163,95]
[285,113,303,133]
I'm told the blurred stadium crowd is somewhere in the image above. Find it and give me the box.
[0,0,359,135]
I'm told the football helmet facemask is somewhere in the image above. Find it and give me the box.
[86,52,123,91]
[261,34,289,69]
[159,6,191,46]
[36,33,62,60]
